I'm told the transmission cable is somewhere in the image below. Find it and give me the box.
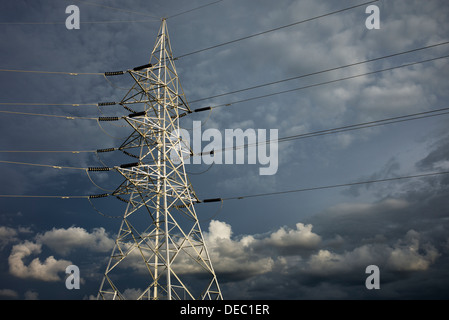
[0,102,98,107]
[208,54,449,110]
[196,106,449,157]
[3,42,448,111]
[0,160,87,171]
[174,0,379,59]
[190,40,449,104]
[0,62,149,76]
[1,55,446,120]
[70,0,224,20]
[2,41,448,109]
[220,171,449,201]
[2,170,448,201]
[0,150,96,153]
[0,19,159,26]
[0,110,99,120]
[70,0,160,19]
[1,0,225,26]
[0,195,89,199]
[0,69,103,75]
[167,0,226,19]
[2,107,449,156]
[0,160,115,193]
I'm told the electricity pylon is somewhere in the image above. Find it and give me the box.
[97,19,222,300]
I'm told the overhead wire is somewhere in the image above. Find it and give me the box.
[3,1,447,222]
[0,160,115,194]
[2,107,449,155]
[70,0,160,19]
[2,41,448,109]
[86,170,115,192]
[0,195,89,199]
[1,55,447,120]
[208,54,449,110]
[87,197,122,219]
[174,0,379,59]
[221,171,449,201]
[0,110,99,120]
[1,170,448,201]
[0,103,98,107]
[0,19,159,26]
[69,0,225,20]
[0,0,225,25]
[167,0,226,19]
[189,40,449,104]
[96,118,128,140]
[0,69,103,75]
[197,106,449,157]
[0,160,87,171]
[2,42,448,112]
[2,107,448,200]
[0,150,96,153]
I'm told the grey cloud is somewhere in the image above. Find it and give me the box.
[416,135,449,171]
[0,288,19,299]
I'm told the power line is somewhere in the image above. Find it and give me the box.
[3,42,448,111]
[0,63,149,84]
[0,69,103,75]
[0,195,89,199]
[190,40,449,104]
[277,109,449,143]
[70,0,225,20]
[3,106,447,175]
[0,110,99,120]
[198,107,449,156]
[2,106,449,156]
[0,150,96,153]
[2,55,446,119]
[1,170,448,201]
[167,0,226,19]
[0,103,98,107]
[71,0,160,19]
[208,54,449,110]
[0,19,158,26]
[221,171,449,201]
[0,160,143,173]
[0,0,225,26]
[174,0,379,59]
[0,62,152,78]
[0,160,87,171]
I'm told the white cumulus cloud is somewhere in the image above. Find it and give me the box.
[8,241,71,281]
[36,226,114,256]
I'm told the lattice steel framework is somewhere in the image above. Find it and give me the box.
[97,19,222,300]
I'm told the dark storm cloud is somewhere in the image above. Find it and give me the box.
[200,136,449,299]
[1,0,449,300]
[416,135,449,171]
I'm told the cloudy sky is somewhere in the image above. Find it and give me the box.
[0,0,449,300]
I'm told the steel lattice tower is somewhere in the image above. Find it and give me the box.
[97,19,222,300]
